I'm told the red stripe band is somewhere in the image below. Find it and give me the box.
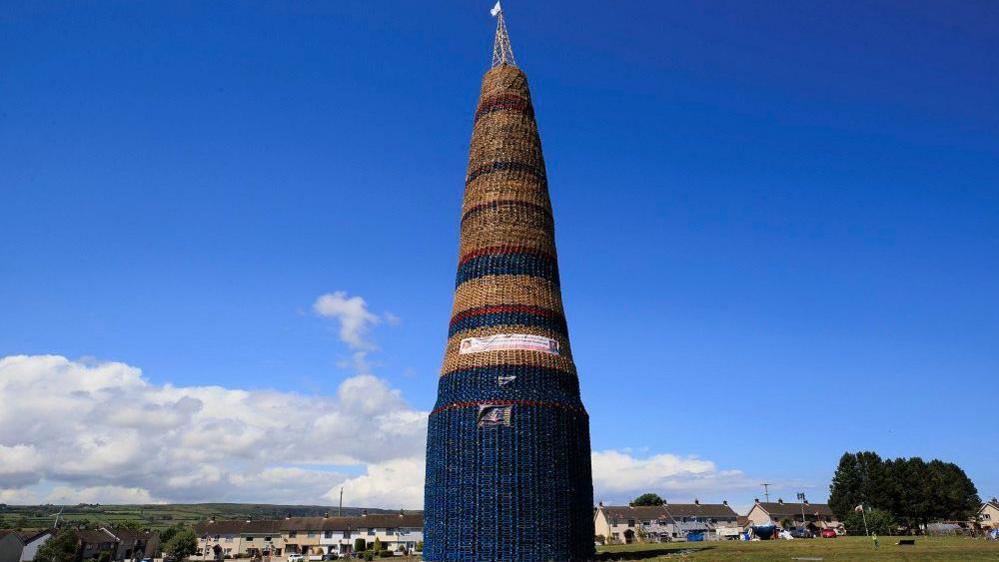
[450,304,561,326]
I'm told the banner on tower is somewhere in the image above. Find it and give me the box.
[477,404,513,427]
[460,333,560,355]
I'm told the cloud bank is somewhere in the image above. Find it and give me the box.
[0,354,427,507]
[0,354,754,507]
[0,291,754,507]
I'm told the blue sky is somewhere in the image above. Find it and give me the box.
[1,1,997,509]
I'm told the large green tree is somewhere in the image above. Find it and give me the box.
[828,451,890,519]
[163,528,198,561]
[34,528,79,562]
[828,451,981,531]
[631,493,664,506]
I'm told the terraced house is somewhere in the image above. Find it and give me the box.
[195,513,422,558]
[745,498,842,532]
[0,529,53,562]
[594,501,740,543]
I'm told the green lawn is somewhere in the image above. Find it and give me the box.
[596,536,999,561]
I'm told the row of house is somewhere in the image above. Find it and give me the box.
[594,498,841,544]
[194,513,423,558]
[0,527,158,562]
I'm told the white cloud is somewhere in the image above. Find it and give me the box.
[46,485,161,505]
[0,355,753,509]
[313,292,382,351]
[590,450,756,504]
[0,355,427,508]
[327,458,426,510]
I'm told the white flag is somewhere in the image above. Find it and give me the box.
[490,1,502,17]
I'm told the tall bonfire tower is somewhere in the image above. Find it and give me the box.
[423,5,595,562]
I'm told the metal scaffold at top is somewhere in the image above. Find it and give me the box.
[490,1,516,68]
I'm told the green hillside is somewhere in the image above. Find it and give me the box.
[0,503,416,531]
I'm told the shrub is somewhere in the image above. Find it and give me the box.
[377,550,392,558]
[594,535,605,545]
[361,553,373,562]
[353,539,366,552]
[415,541,423,552]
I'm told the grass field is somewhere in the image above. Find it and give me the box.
[596,536,999,561]
[0,504,409,531]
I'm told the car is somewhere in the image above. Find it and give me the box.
[821,528,838,538]
[288,554,306,562]
[789,528,814,539]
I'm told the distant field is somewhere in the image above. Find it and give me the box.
[0,504,412,531]
[597,536,999,561]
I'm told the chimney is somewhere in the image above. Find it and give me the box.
[361,509,368,517]
[694,499,700,505]
[323,512,329,519]
[803,500,809,506]
[285,514,291,520]
[722,501,728,506]
[754,498,760,504]
[209,515,216,523]
[598,501,604,508]
[778,498,784,505]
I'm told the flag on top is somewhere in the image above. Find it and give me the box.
[490,1,502,17]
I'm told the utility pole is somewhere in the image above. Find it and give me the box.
[761,483,772,503]
[338,488,343,517]
[797,493,807,529]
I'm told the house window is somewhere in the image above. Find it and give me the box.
[289,531,297,538]
[307,532,316,538]
[324,531,332,539]
[367,530,375,536]
[627,519,635,527]
[385,529,395,534]
[264,537,271,542]
[246,537,254,542]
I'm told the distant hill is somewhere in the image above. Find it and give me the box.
[0,504,420,531]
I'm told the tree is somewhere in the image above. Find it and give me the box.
[163,528,198,561]
[828,451,891,520]
[371,538,382,553]
[828,451,981,533]
[160,523,187,546]
[353,538,366,552]
[844,508,896,535]
[631,493,664,507]
[925,460,980,521]
[34,528,80,562]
